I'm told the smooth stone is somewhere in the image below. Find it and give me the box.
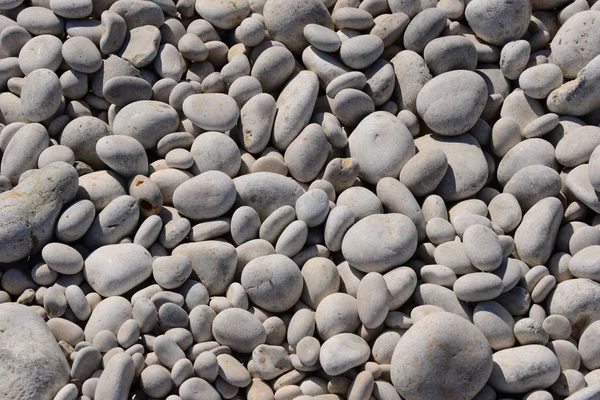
[417,70,487,136]
[182,94,239,132]
[390,50,432,114]
[340,34,383,70]
[399,149,448,197]
[488,345,561,393]
[496,138,557,186]
[300,257,340,310]
[424,36,478,76]
[324,205,355,252]
[239,93,276,154]
[304,23,340,52]
[473,301,515,350]
[390,312,492,400]
[488,193,522,233]
[348,111,415,185]
[233,172,305,220]
[212,308,266,353]
[566,164,600,213]
[320,333,370,376]
[173,241,236,295]
[579,320,600,370]
[102,76,152,106]
[463,225,503,271]
[82,195,139,248]
[414,134,488,201]
[0,303,70,399]
[465,0,532,46]
[110,0,164,29]
[84,244,152,296]
[357,272,389,329]
[112,100,179,149]
[413,284,472,320]
[16,6,64,36]
[50,0,92,18]
[21,68,61,122]
[118,25,161,68]
[0,162,78,263]
[301,45,351,88]
[96,135,148,177]
[250,45,295,94]
[95,353,135,400]
[503,165,561,211]
[60,116,110,170]
[315,292,360,340]
[262,0,332,54]
[284,123,330,183]
[241,254,303,312]
[342,213,418,273]
[62,36,102,73]
[190,131,240,177]
[548,279,600,338]
[1,123,49,185]
[403,8,446,54]
[42,243,83,275]
[519,64,563,99]
[500,40,530,80]
[453,272,504,302]
[569,246,600,281]
[18,34,63,75]
[273,70,319,150]
[549,11,600,79]
[514,197,563,266]
[555,126,600,167]
[179,378,220,400]
[172,171,236,220]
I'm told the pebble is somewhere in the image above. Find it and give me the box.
[21,68,61,122]
[488,345,561,393]
[320,333,370,376]
[183,94,239,132]
[118,26,161,68]
[549,11,600,79]
[95,352,135,400]
[42,242,83,275]
[113,100,179,149]
[342,213,417,273]
[347,111,414,184]
[403,8,446,54]
[241,254,303,312]
[391,312,492,399]
[172,170,236,220]
[465,0,531,46]
[463,225,504,271]
[0,303,70,399]
[339,35,383,70]
[211,308,266,353]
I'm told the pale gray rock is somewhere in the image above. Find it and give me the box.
[342,213,418,273]
[514,197,563,266]
[1,123,49,185]
[20,68,61,122]
[173,171,236,220]
[212,308,266,353]
[320,333,370,376]
[182,93,239,132]
[391,312,492,400]
[233,172,305,220]
[0,303,70,400]
[112,100,179,149]
[84,296,132,342]
[548,279,600,338]
[549,11,600,79]
[84,244,152,296]
[488,345,560,393]
[503,165,562,211]
[0,162,78,263]
[465,0,532,46]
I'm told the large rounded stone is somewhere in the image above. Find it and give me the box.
[0,303,70,399]
[342,213,418,273]
[84,244,152,297]
[112,100,179,149]
[347,111,415,184]
[390,312,492,400]
[233,172,304,220]
[465,0,531,46]
[172,170,236,220]
[548,279,600,338]
[0,162,78,263]
[263,0,332,54]
[416,70,488,136]
[488,345,560,393]
[212,308,266,353]
[241,254,303,312]
[415,134,488,201]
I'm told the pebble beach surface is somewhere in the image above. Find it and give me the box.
[1,0,600,399]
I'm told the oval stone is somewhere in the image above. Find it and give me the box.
[342,213,418,273]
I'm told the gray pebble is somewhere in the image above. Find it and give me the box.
[118,26,161,68]
[212,308,266,353]
[304,23,340,52]
[296,189,329,228]
[62,36,102,73]
[423,36,478,76]
[113,100,179,149]
[465,0,531,46]
[284,123,329,183]
[21,68,61,122]
[403,8,446,54]
[173,170,236,220]
[339,34,383,70]
[320,333,370,376]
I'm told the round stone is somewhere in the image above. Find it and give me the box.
[20,68,61,122]
[211,308,266,353]
[172,170,236,220]
[465,0,532,46]
[182,94,239,132]
[320,333,370,376]
[416,70,488,136]
[391,312,493,400]
[342,213,418,273]
[241,254,303,313]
